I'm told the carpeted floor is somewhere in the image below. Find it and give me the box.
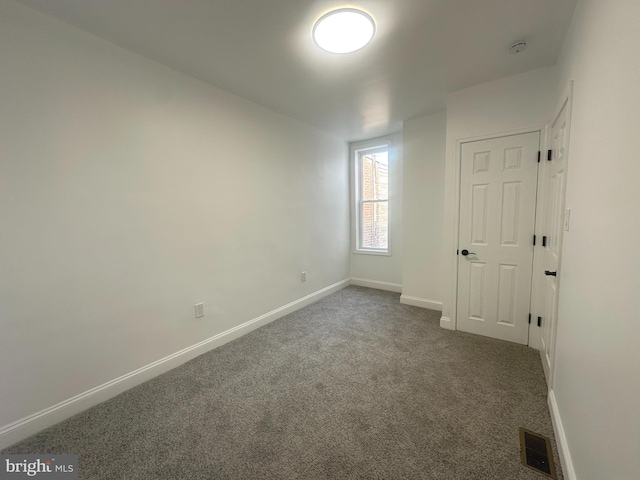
[3,286,562,479]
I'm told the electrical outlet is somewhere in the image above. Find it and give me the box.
[301,271,307,282]
[194,302,204,319]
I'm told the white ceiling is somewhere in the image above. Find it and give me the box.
[15,0,576,141]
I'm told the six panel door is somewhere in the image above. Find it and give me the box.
[456,132,540,344]
[540,99,570,382]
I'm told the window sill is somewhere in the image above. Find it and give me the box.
[352,249,391,257]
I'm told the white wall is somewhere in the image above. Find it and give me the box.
[0,1,349,432]
[441,67,558,325]
[400,112,446,309]
[350,133,403,290]
[550,1,640,478]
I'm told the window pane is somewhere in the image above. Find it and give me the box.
[361,201,388,249]
[361,152,388,201]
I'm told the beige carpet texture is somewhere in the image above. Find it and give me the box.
[3,286,562,479]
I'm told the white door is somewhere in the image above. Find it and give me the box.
[457,132,540,344]
[540,94,571,383]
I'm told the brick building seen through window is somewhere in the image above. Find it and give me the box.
[358,148,388,251]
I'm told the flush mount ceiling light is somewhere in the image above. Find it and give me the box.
[313,8,375,54]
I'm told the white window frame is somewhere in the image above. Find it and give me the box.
[352,142,391,255]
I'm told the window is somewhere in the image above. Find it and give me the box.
[355,145,389,253]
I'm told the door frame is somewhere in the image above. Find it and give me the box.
[446,124,548,342]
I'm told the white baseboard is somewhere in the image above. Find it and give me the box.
[399,295,442,311]
[0,278,350,450]
[548,389,576,480]
[350,277,402,293]
[440,316,453,330]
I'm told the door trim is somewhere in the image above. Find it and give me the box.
[446,124,546,335]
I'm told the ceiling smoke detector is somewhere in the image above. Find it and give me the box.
[509,41,527,54]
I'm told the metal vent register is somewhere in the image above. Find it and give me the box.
[519,428,557,478]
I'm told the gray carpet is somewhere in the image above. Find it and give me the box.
[4,286,562,479]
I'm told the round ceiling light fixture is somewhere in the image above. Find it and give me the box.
[313,8,376,54]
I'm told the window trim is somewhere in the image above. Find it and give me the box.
[353,143,391,256]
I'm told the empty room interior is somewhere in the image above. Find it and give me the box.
[1,0,639,479]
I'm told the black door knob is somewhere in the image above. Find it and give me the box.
[544,270,557,276]
[461,249,476,256]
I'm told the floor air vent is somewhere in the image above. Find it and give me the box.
[519,427,557,479]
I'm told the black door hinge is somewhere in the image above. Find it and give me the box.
[537,151,541,163]
[533,234,537,246]
[542,235,547,247]
[528,314,532,325]
[537,316,542,327]
[547,149,552,161]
